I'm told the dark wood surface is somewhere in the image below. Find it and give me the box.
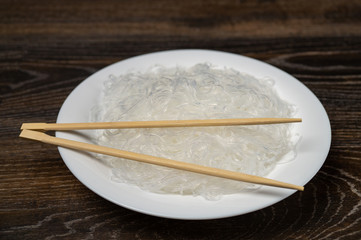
[1,0,361,239]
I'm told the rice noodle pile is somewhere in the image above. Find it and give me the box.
[90,63,298,200]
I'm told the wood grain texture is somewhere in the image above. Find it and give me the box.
[1,0,361,239]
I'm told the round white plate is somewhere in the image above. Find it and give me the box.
[56,49,331,220]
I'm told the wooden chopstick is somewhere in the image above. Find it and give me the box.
[21,118,302,131]
[19,129,304,191]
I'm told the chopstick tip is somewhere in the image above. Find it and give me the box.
[19,129,46,141]
[20,123,47,130]
[19,129,33,138]
[19,129,25,137]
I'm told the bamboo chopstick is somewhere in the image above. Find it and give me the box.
[19,129,304,191]
[21,118,302,131]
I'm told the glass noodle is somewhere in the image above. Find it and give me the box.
[90,63,299,200]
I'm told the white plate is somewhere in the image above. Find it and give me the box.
[56,50,331,220]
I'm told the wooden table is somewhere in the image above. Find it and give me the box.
[1,0,360,239]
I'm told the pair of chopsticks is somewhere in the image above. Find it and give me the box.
[20,118,304,191]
